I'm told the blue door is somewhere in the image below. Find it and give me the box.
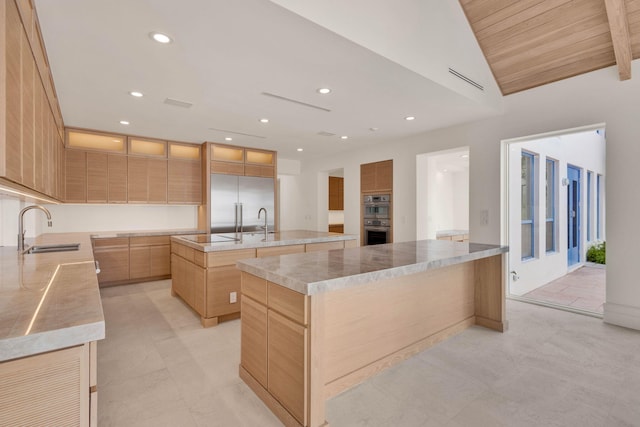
[567,166,581,266]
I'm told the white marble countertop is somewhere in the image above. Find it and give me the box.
[0,233,104,362]
[237,239,508,295]
[436,229,469,237]
[172,229,357,252]
[91,228,205,239]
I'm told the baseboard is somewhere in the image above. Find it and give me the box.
[603,302,640,331]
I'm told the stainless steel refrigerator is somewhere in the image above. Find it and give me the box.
[210,174,275,233]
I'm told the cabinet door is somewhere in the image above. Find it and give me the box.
[268,310,308,425]
[168,159,201,204]
[129,246,150,280]
[206,265,241,318]
[65,149,87,202]
[127,156,148,203]
[148,159,167,203]
[376,160,393,191]
[86,152,108,203]
[21,30,35,190]
[328,176,344,210]
[108,155,127,203]
[94,247,129,284]
[360,163,376,193]
[4,1,22,183]
[241,297,268,387]
[150,245,170,277]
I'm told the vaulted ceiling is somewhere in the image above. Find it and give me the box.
[460,0,640,94]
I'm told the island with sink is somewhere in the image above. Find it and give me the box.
[0,232,104,426]
[236,239,508,427]
[170,230,358,327]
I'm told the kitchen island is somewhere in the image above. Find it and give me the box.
[170,230,358,327]
[0,232,104,426]
[236,239,508,427]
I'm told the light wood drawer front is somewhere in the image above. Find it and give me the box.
[172,244,195,263]
[268,281,308,326]
[257,244,305,258]
[241,297,268,388]
[193,251,206,268]
[211,160,244,175]
[93,237,128,248]
[207,248,256,267]
[305,241,344,252]
[242,272,267,305]
[130,235,170,246]
[267,310,307,425]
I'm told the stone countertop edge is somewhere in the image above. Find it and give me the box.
[237,244,508,296]
[171,232,358,252]
[91,229,205,238]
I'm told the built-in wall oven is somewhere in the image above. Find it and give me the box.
[363,194,391,245]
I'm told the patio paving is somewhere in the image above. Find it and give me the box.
[522,264,606,314]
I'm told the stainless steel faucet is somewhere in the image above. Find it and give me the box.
[258,208,268,241]
[18,205,52,251]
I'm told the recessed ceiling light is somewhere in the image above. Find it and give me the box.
[443,169,448,172]
[259,118,269,123]
[369,127,379,132]
[405,116,415,121]
[317,88,331,95]
[341,136,348,140]
[297,148,303,152]
[460,154,469,158]
[119,120,130,125]
[150,32,172,44]
[129,91,143,97]
[225,137,233,141]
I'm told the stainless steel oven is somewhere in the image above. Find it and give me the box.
[363,194,390,219]
[364,219,390,245]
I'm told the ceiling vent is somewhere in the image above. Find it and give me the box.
[261,92,331,112]
[164,98,193,108]
[448,68,484,91]
[208,127,266,139]
[317,131,335,137]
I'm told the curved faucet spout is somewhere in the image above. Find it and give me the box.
[18,205,53,251]
[258,208,268,240]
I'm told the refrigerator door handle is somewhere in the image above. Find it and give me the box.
[234,203,239,233]
[239,203,243,233]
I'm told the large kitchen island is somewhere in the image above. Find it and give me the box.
[170,230,358,327]
[236,239,508,427]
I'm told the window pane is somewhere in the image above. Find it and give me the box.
[522,223,532,258]
[521,155,532,220]
[545,160,553,219]
[545,220,554,252]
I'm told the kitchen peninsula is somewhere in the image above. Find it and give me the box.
[170,230,358,327]
[0,233,104,426]
[236,239,508,427]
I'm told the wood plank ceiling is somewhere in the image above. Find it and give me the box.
[460,0,640,95]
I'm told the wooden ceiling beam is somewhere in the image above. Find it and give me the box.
[604,0,633,80]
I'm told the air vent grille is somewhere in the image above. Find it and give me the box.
[261,92,331,112]
[317,131,335,137]
[164,98,193,108]
[208,127,266,139]
[448,68,484,91]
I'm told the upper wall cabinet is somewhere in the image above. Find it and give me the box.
[67,129,126,153]
[361,160,393,193]
[209,143,276,178]
[1,0,65,202]
[329,176,344,211]
[168,142,202,204]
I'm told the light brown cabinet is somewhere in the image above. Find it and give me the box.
[361,159,393,193]
[65,149,129,203]
[107,155,128,203]
[92,237,130,285]
[127,157,167,204]
[209,143,276,178]
[329,176,344,210]
[65,149,87,202]
[86,152,108,203]
[168,142,201,204]
[1,0,65,201]
[0,342,97,426]
[129,236,171,280]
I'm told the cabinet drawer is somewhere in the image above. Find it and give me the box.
[92,237,129,248]
[207,248,256,267]
[242,272,267,305]
[268,282,308,326]
[130,235,170,246]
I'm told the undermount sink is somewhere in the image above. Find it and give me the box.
[24,243,80,254]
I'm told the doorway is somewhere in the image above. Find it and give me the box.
[503,124,606,316]
[567,165,581,267]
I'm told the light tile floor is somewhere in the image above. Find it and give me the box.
[522,265,606,314]
[98,279,640,427]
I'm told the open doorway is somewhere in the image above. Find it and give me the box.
[504,125,606,316]
[416,147,469,241]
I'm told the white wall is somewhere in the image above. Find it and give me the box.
[508,129,606,295]
[278,60,640,330]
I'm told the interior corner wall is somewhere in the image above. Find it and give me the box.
[279,60,640,330]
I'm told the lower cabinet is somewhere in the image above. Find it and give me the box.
[0,342,98,426]
[93,238,129,285]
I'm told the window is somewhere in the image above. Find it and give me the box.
[521,152,535,259]
[545,159,556,252]
[587,171,593,241]
[597,174,603,239]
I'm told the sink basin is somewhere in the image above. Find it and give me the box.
[25,243,80,254]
